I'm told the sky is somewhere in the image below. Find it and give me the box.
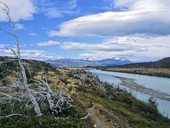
[0,0,170,62]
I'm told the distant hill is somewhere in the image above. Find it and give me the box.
[0,56,54,74]
[46,57,131,67]
[116,57,170,68]
[158,57,170,63]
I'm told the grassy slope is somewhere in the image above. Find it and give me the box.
[0,58,170,128]
[75,80,170,128]
[118,57,170,68]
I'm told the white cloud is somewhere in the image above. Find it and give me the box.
[36,34,170,61]
[55,41,142,52]
[0,43,9,49]
[0,42,52,60]
[68,0,77,10]
[15,23,25,30]
[35,0,79,19]
[19,49,56,60]
[115,0,168,11]
[78,51,133,60]
[81,35,170,61]
[37,39,135,51]
[44,7,62,18]
[0,48,54,60]
[21,50,44,57]
[49,0,170,37]
[37,40,60,46]
[0,0,36,21]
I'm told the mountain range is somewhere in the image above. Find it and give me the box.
[46,57,131,67]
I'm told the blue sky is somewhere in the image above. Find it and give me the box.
[0,0,170,62]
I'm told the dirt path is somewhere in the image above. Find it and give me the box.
[87,104,116,128]
[79,99,129,128]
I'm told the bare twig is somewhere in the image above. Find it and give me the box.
[80,113,91,120]
[0,92,22,102]
[0,2,20,56]
[0,114,28,119]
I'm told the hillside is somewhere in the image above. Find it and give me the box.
[117,57,170,68]
[0,57,170,128]
[100,57,170,78]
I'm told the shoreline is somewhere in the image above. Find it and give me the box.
[102,67,170,78]
[115,76,170,101]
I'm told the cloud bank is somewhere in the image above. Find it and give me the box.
[48,0,170,37]
[37,35,170,61]
[0,0,36,21]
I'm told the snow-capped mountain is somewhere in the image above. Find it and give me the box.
[46,57,131,67]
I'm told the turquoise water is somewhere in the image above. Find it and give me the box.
[89,69,170,118]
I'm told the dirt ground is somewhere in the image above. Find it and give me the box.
[78,98,129,128]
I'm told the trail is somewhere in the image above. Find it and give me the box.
[79,99,129,128]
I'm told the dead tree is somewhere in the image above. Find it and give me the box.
[0,2,72,118]
[0,2,42,116]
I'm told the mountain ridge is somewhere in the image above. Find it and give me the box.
[46,57,131,67]
[116,57,170,68]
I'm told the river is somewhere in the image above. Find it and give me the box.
[89,69,170,118]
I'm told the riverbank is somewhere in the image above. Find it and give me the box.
[89,69,170,119]
[102,67,170,78]
[117,76,170,101]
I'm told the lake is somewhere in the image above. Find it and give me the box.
[89,69,170,118]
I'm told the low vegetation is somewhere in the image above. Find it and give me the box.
[0,57,170,128]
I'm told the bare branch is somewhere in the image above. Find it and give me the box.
[0,92,22,102]
[0,2,42,116]
[80,113,91,120]
[0,2,20,57]
[0,114,28,119]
